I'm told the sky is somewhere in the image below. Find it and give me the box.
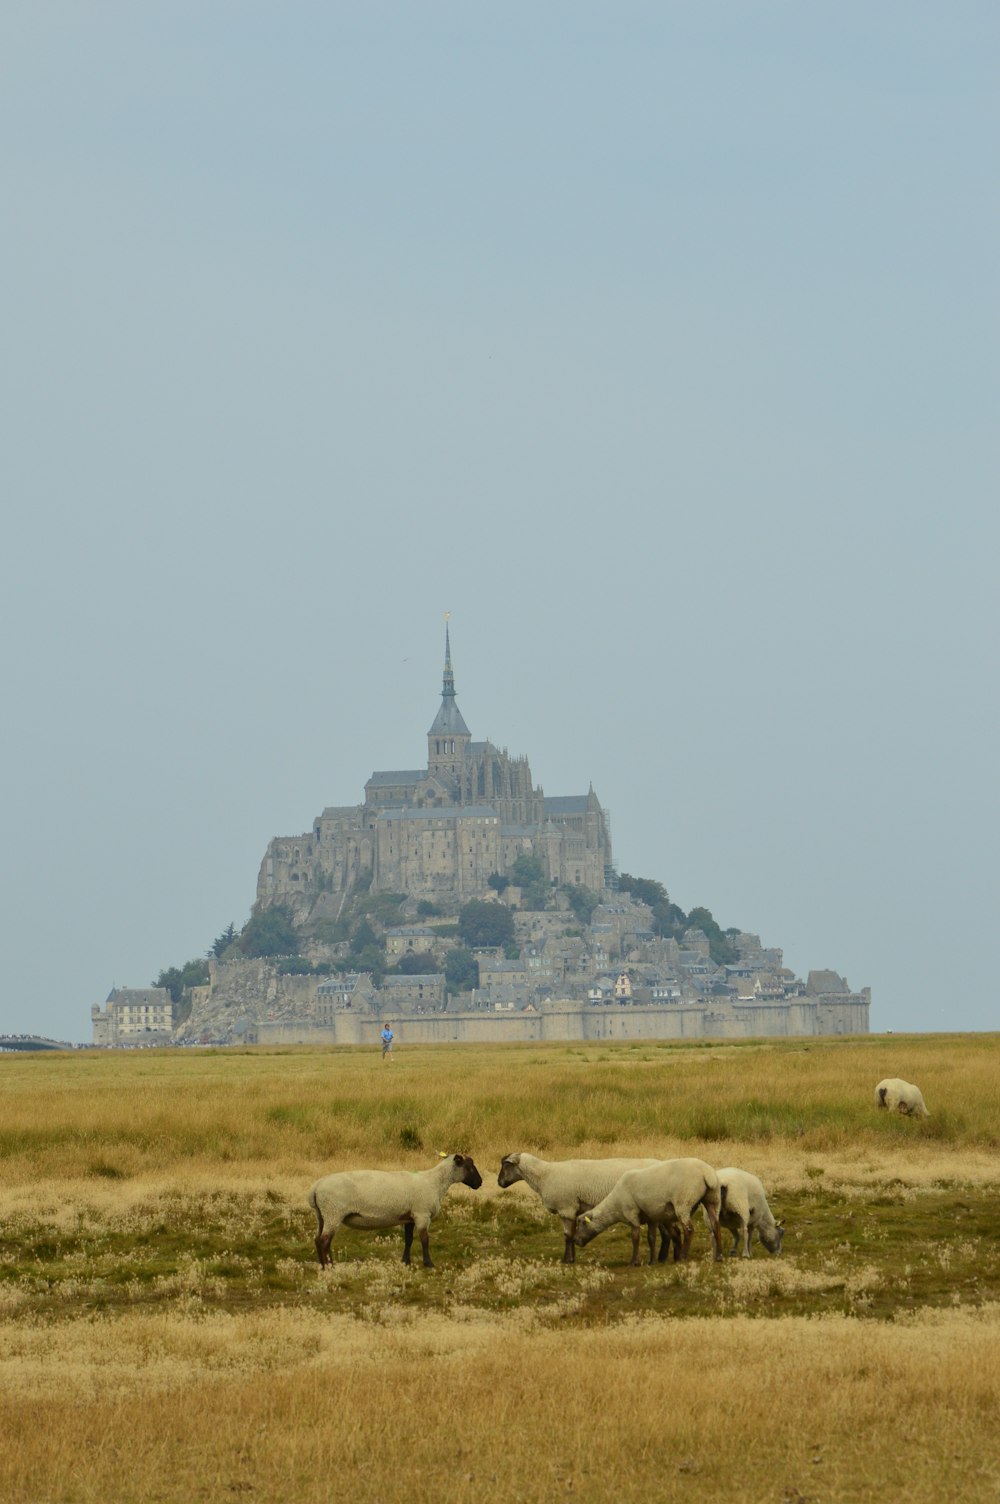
[1,3,997,1042]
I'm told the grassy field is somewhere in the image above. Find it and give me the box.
[1,1032,999,1502]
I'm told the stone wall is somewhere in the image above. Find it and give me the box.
[250,995,869,1047]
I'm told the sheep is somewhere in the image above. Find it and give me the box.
[573,1158,724,1266]
[497,1152,666,1264]
[716,1167,784,1258]
[308,1152,483,1269]
[875,1078,930,1118]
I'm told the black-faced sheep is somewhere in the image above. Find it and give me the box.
[497,1152,664,1263]
[875,1078,929,1117]
[309,1153,483,1268]
[716,1167,784,1257]
[574,1158,724,1266]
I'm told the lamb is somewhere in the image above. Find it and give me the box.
[574,1158,724,1266]
[875,1078,930,1118]
[716,1167,784,1258]
[497,1152,665,1264]
[308,1152,483,1268]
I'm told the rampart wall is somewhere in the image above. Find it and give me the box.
[255,996,868,1046]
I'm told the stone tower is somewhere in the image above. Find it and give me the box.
[427,617,470,788]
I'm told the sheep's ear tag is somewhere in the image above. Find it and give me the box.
[438,1151,448,1159]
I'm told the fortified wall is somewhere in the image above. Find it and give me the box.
[253,992,870,1046]
[179,949,869,1045]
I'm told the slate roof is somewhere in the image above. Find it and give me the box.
[428,698,471,736]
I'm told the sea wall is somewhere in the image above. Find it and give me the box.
[254,995,868,1046]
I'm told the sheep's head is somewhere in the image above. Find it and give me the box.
[497,1154,523,1189]
[452,1154,483,1190]
[760,1221,784,1255]
[573,1214,599,1248]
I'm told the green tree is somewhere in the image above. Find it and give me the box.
[617,873,687,939]
[445,947,479,994]
[685,906,740,965]
[395,950,439,975]
[350,946,386,985]
[617,873,669,909]
[561,883,600,926]
[153,958,210,1006]
[238,905,299,958]
[458,900,515,949]
[209,923,238,958]
[510,853,550,910]
[343,919,386,983]
[487,872,510,894]
[510,854,544,887]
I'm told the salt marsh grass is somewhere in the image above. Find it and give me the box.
[1,1032,999,1500]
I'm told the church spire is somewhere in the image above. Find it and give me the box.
[442,613,456,701]
[428,613,470,747]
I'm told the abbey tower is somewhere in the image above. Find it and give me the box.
[256,624,613,912]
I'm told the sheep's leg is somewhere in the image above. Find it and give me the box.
[647,1224,657,1265]
[626,1224,642,1266]
[678,1220,695,1260]
[561,1217,577,1264]
[401,1220,415,1265]
[728,1229,741,1257]
[418,1227,434,1269]
[741,1222,751,1259]
[657,1220,679,1261]
[704,1202,724,1262]
[315,1219,334,1269]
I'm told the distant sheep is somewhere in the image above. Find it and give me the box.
[574,1158,724,1266]
[498,1152,664,1264]
[308,1153,483,1268]
[717,1167,784,1258]
[875,1078,929,1118]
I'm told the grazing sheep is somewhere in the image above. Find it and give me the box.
[716,1167,784,1258]
[574,1158,724,1266]
[497,1152,664,1264]
[875,1078,930,1118]
[309,1153,483,1269]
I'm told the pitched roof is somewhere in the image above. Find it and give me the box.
[544,795,590,814]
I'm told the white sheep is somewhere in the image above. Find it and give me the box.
[716,1167,784,1257]
[497,1152,666,1263]
[308,1153,483,1268]
[574,1158,724,1266]
[875,1078,930,1118]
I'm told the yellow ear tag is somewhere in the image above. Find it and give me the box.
[438,1151,448,1159]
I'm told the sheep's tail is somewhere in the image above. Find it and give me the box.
[719,1182,730,1214]
[698,1175,721,1214]
[308,1185,323,1234]
[877,1086,888,1107]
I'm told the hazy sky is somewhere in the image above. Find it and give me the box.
[1,4,997,1042]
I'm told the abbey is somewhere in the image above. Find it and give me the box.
[257,625,613,911]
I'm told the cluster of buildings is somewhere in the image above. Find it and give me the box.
[90,627,870,1046]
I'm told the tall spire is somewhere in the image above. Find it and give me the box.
[443,612,455,700]
[428,612,470,740]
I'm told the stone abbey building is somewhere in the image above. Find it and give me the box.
[104,625,868,1047]
[257,625,613,911]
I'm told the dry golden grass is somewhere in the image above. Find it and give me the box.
[1,1032,999,1501]
[1,1307,998,1502]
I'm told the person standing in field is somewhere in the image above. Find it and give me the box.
[380,1023,394,1061]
